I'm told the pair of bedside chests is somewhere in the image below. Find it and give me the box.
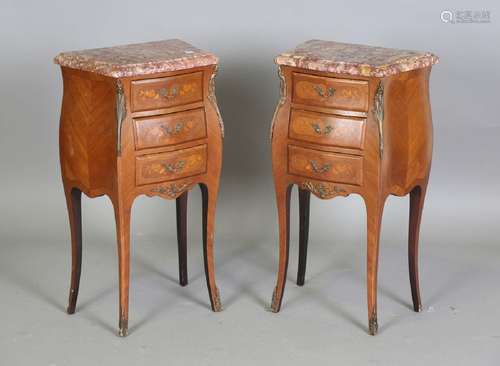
[54,39,439,337]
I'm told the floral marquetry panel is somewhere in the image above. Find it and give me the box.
[135,145,207,185]
[133,108,207,150]
[288,145,363,186]
[292,73,369,111]
[289,109,366,150]
[131,72,203,111]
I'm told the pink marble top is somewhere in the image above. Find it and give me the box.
[54,39,218,78]
[275,40,439,77]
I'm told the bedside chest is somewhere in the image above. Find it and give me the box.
[54,39,224,336]
[269,40,438,335]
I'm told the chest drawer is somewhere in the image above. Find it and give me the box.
[134,108,206,150]
[289,109,365,150]
[292,73,368,112]
[136,145,207,185]
[131,72,203,112]
[288,145,363,185]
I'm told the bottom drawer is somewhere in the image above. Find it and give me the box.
[288,145,363,185]
[136,145,207,185]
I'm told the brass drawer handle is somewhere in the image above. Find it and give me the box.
[313,85,335,98]
[162,160,185,173]
[310,160,331,174]
[160,122,184,136]
[310,122,334,135]
[157,85,179,99]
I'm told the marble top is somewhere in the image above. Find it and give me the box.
[275,40,439,77]
[54,39,218,78]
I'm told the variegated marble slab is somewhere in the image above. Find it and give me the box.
[54,39,218,78]
[275,40,439,77]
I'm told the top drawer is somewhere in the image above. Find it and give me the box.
[131,72,203,112]
[292,73,369,112]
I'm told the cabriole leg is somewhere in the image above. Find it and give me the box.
[271,184,292,312]
[176,191,188,286]
[112,199,132,337]
[364,196,385,335]
[64,185,82,315]
[200,184,222,312]
[409,184,427,312]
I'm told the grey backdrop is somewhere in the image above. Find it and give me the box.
[1,0,499,365]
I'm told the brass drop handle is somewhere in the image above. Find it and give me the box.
[310,160,331,174]
[310,122,334,135]
[162,160,185,173]
[314,85,335,98]
[157,85,179,98]
[160,122,184,136]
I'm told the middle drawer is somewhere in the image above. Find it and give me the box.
[289,109,365,150]
[133,108,207,150]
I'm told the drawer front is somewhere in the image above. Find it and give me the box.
[289,109,365,149]
[131,72,203,112]
[136,145,207,185]
[292,73,368,111]
[288,145,363,185]
[134,108,206,149]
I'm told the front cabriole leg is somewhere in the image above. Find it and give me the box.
[63,185,83,314]
[200,183,222,312]
[112,198,132,337]
[270,184,292,312]
[363,195,386,335]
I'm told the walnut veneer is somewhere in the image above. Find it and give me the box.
[55,39,224,337]
[270,40,438,335]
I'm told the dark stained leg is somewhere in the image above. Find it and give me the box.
[176,191,188,287]
[64,186,82,315]
[200,183,222,312]
[409,184,427,312]
[297,188,311,286]
[270,184,293,312]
